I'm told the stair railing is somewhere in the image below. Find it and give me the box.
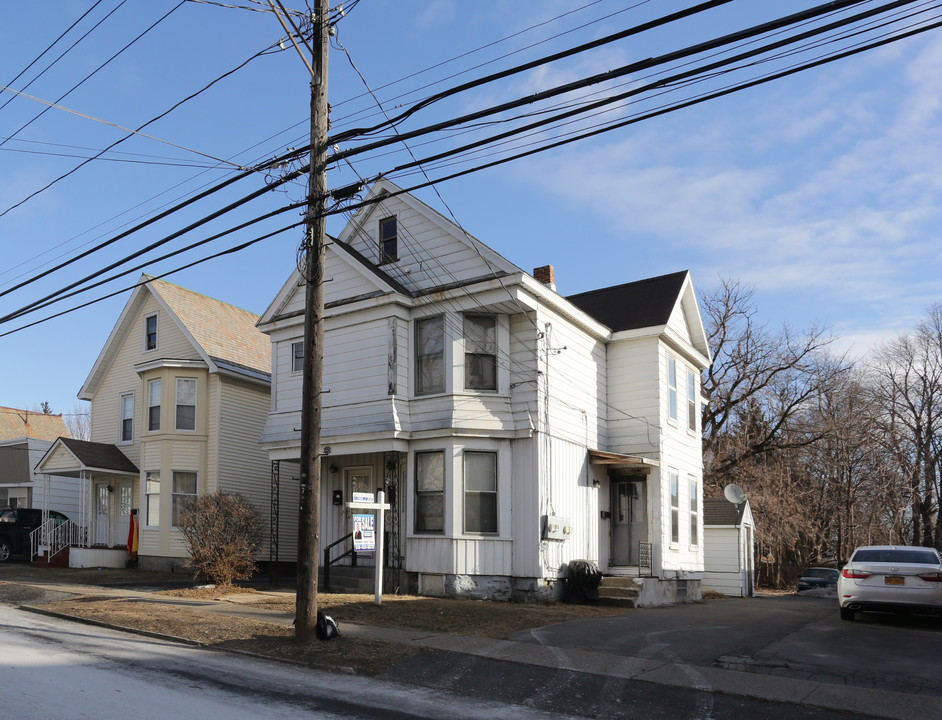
[322,532,357,592]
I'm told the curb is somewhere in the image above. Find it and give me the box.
[17,604,355,675]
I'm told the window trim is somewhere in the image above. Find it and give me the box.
[415,315,445,396]
[463,450,498,535]
[414,450,445,534]
[171,470,198,529]
[463,314,498,392]
[147,379,161,432]
[291,340,304,373]
[689,476,699,548]
[667,356,678,424]
[379,215,398,264]
[119,392,134,444]
[145,471,160,527]
[145,314,158,351]
[175,377,197,432]
[669,468,680,546]
[687,368,698,433]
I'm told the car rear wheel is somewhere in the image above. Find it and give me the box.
[0,540,11,563]
[840,606,855,621]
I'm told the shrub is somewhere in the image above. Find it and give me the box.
[178,492,263,587]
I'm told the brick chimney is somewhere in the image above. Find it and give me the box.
[533,264,556,291]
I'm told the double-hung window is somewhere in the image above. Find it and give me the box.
[415,451,444,533]
[464,451,497,533]
[175,378,197,431]
[148,379,161,431]
[379,216,397,263]
[687,369,698,433]
[119,392,134,443]
[464,315,497,391]
[145,471,160,526]
[668,356,678,423]
[145,314,157,351]
[670,469,679,544]
[415,316,444,395]
[689,477,699,546]
[171,471,197,527]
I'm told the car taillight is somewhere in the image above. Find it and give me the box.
[841,568,871,579]
[918,572,942,582]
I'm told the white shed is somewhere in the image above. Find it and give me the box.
[702,498,755,597]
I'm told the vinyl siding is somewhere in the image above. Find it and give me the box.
[215,376,272,554]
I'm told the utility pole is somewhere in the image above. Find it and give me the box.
[295,0,329,642]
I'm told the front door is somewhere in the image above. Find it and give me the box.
[344,467,373,562]
[116,481,133,547]
[611,478,647,566]
[94,483,110,546]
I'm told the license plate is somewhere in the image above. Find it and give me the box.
[885,576,905,586]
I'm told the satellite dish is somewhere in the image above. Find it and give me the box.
[724,483,746,505]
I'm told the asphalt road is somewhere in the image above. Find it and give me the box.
[0,605,567,720]
[508,593,942,696]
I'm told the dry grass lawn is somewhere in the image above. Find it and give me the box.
[39,586,629,676]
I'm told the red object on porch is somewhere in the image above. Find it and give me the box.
[127,509,139,556]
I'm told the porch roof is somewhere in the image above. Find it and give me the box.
[36,438,139,479]
[589,449,659,472]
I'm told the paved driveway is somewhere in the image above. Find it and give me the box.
[510,594,942,696]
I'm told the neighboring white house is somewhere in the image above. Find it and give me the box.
[702,497,756,597]
[0,408,77,515]
[36,276,272,570]
[259,179,711,603]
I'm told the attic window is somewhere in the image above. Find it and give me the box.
[145,314,157,351]
[379,216,397,264]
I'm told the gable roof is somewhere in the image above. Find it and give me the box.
[36,437,138,477]
[147,277,270,377]
[0,407,69,442]
[703,498,749,526]
[80,276,271,399]
[566,271,688,332]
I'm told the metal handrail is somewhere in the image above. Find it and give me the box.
[29,519,83,562]
[322,532,357,592]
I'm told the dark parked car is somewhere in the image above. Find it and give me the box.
[797,567,840,592]
[0,508,70,562]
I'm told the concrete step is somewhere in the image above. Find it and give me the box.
[599,576,641,608]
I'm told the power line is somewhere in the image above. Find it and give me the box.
[0,1,181,157]
[0,144,307,301]
[0,36,287,220]
[3,1,938,334]
[0,0,119,118]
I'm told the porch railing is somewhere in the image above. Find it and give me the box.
[29,520,85,563]
[322,532,357,592]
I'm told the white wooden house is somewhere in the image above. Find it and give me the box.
[36,276,272,569]
[702,497,756,597]
[259,179,711,603]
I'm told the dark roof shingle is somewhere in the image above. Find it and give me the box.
[566,271,687,332]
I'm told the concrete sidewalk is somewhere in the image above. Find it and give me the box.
[3,573,940,720]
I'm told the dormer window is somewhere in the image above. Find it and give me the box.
[379,216,397,264]
[145,314,157,351]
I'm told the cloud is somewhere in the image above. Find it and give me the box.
[513,31,942,347]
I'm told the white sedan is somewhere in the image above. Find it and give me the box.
[838,545,942,621]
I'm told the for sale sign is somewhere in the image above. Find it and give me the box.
[353,513,375,552]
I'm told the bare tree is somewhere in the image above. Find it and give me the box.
[64,402,91,441]
[700,278,849,493]
[868,304,942,548]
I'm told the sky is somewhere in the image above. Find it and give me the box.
[1,0,940,419]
